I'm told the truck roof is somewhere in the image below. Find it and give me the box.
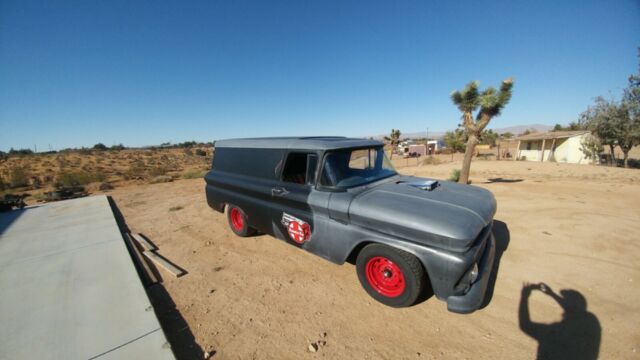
[215,137,383,151]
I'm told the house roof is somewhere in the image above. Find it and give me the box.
[515,130,590,141]
[215,137,383,150]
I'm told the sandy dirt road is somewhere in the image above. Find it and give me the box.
[109,160,640,359]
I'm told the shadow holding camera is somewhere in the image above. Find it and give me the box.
[519,283,601,360]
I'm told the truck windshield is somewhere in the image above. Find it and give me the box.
[320,147,397,188]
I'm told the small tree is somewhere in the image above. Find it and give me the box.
[580,97,640,167]
[479,129,499,146]
[384,129,401,159]
[580,133,603,164]
[451,79,514,184]
[620,50,640,168]
[501,132,514,139]
[580,97,619,166]
[443,128,466,153]
[93,143,108,150]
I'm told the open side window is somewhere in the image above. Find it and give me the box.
[281,152,318,186]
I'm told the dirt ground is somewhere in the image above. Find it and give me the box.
[109,158,640,359]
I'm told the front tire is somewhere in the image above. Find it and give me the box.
[226,205,256,237]
[356,243,425,307]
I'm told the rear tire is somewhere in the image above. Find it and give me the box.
[356,243,425,307]
[226,205,256,237]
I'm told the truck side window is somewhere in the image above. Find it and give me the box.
[282,153,309,185]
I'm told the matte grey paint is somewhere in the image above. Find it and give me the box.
[205,137,497,313]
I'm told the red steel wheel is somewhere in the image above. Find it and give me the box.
[356,243,425,307]
[365,256,406,297]
[226,205,256,237]
[230,207,244,231]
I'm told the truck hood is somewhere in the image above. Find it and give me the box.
[349,176,496,252]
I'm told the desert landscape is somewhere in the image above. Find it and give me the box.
[80,156,640,359]
[0,146,213,200]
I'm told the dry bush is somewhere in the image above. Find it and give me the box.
[182,169,206,179]
[7,166,30,188]
[421,157,441,165]
[124,163,147,180]
[55,170,106,188]
[148,165,168,177]
[449,169,461,182]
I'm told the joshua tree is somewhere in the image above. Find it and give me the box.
[451,78,514,184]
[384,129,401,159]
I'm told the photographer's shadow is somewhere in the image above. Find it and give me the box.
[519,283,601,360]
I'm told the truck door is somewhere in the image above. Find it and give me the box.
[271,152,318,247]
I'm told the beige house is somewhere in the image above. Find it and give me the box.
[515,130,592,164]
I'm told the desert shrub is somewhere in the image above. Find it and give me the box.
[8,166,30,188]
[56,156,68,169]
[421,157,441,165]
[31,193,46,202]
[56,170,105,187]
[183,148,194,156]
[150,175,173,184]
[195,149,207,157]
[0,175,5,191]
[148,165,168,177]
[99,182,114,191]
[124,164,147,180]
[182,169,205,179]
[31,176,42,188]
[448,169,461,182]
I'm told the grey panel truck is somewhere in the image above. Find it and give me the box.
[205,137,496,313]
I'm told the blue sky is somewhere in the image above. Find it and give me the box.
[1,0,638,151]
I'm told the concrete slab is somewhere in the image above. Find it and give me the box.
[0,195,174,359]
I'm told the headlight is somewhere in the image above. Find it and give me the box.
[470,263,479,284]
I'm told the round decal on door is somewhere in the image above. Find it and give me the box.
[287,221,310,244]
[281,213,311,244]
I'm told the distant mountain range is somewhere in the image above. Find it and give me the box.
[369,124,552,140]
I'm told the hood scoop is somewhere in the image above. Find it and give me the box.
[396,180,440,191]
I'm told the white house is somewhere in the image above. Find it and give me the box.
[515,130,593,164]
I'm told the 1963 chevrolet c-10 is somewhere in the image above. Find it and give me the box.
[205,137,496,313]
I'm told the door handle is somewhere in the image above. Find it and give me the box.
[272,187,289,197]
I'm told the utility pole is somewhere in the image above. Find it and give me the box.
[426,128,430,156]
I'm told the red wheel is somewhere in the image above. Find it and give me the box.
[230,207,244,231]
[365,256,406,297]
[356,243,425,307]
[226,205,256,237]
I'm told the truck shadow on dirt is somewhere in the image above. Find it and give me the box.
[484,177,524,183]
[480,219,510,308]
[518,283,601,360]
[108,197,204,360]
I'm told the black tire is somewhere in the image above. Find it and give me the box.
[226,205,256,237]
[356,243,425,307]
